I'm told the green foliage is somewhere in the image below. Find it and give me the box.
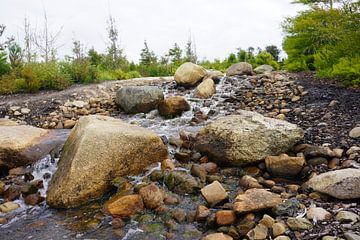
[8,42,23,69]
[60,59,97,84]
[283,1,360,85]
[0,52,10,76]
[255,51,280,69]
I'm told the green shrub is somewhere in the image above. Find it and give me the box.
[0,52,11,76]
[126,71,142,79]
[255,51,280,70]
[60,60,97,84]
[331,57,360,87]
[96,69,117,80]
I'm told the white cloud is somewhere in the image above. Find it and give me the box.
[0,0,305,62]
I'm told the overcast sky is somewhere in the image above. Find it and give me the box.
[0,0,305,62]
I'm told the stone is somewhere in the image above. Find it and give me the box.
[63,119,76,129]
[164,171,201,194]
[304,169,360,199]
[161,159,175,171]
[194,78,216,99]
[259,214,275,228]
[20,108,31,114]
[239,175,263,189]
[201,181,228,206]
[274,237,291,240]
[24,193,45,206]
[202,233,233,240]
[115,86,164,113]
[273,198,301,217]
[174,62,207,87]
[158,96,190,117]
[172,208,186,223]
[205,70,224,83]
[0,124,61,168]
[0,202,20,213]
[344,232,360,240]
[105,194,144,218]
[0,118,18,126]
[233,189,282,213]
[265,154,305,177]
[71,100,87,108]
[335,211,359,223]
[349,127,360,138]
[0,181,5,195]
[196,205,210,221]
[195,111,303,166]
[307,207,332,221]
[47,116,167,208]
[216,210,236,226]
[246,223,268,240]
[308,157,328,166]
[303,146,335,158]
[139,183,164,209]
[272,222,286,237]
[286,217,312,230]
[254,64,274,74]
[226,62,253,76]
[191,164,207,182]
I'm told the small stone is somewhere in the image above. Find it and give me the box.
[272,222,286,237]
[0,218,7,224]
[196,205,210,221]
[273,198,301,217]
[139,183,164,209]
[112,218,125,229]
[247,223,268,240]
[286,217,312,230]
[63,119,76,129]
[0,181,5,195]
[163,194,179,205]
[201,181,228,206]
[239,175,262,189]
[265,154,305,177]
[291,96,301,102]
[202,233,233,240]
[161,159,175,171]
[3,185,21,201]
[105,194,144,218]
[333,148,344,158]
[307,157,328,166]
[172,209,186,223]
[336,211,359,223]
[306,207,332,221]
[191,164,207,182]
[234,189,282,213]
[259,214,275,228]
[349,127,360,138]
[202,162,218,174]
[24,193,45,206]
[344,232,360,240]
[216,210,237,226]
[20,108,31,114]
[346,146,360,155]
[164,171,201,194]
[0,202,20,213]
[274,236,291,240]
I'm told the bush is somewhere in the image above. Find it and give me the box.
[0,72,26,94]
[60,60,97,84]
[96,69,117,81]
[0,52,11,76]
[331,57,360,87]
[126,71,142,79]
[255,51,280,70]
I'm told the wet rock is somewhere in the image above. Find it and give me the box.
[24,193,45,206]
[226,62,253,76]
[161,159,175,171]
[3,185,21,201]
[201,181,228,206]
[308,157,328,166]
[202,232,233,240]
[273,198,301,217]
[307,207,332,221]
[194,78,216,99]
[195,111,303,166]
[105,194,144,218]
[254,64,274,74]
[246,223,268,240]
[216,210,236,226]
[272,222,287,237]
[164,171,201,194]
[233,189,282,213]
[303,146,335,159]
[237,213,256,236]
[0,218,7,224]
[304,169,360,199]
[158,96,190,118]
[0,118,18,126]
[112,218,125,229]
[174,62,207,87]
[191,164,207,182]
[274,236,291,240]
[336,211,359,223]
[139,183,164,209]
[205,70,224,83]
[63,119,76,129]
[47,116,168,208]
[239,175,262,189]
[196,205,210,221]
[174,151,192,163]
[163,194,179,205]
[0,124,59,168]
[202,162,218,174]
[115,86,164,113]
[265,154,305,178]
[20,183,38,197]
[0,181,4,195]
[259,214,275,228]
[286,217,312,230]
[344,232,360,240]
[172,208,186,223]
[349,127,360,138]
[0,202,20,213]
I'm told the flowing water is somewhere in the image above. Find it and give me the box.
[0,76,252,240]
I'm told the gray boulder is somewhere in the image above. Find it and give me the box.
[115,86,164,113]
[304,168,360,199]
[174,62,207,87]
[195,111,304,166]
[226,62,253,76]
[254,64,274,74]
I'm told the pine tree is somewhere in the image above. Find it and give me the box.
[140,40,157,66]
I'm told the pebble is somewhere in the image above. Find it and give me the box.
[306,207,332,221]
[246,223,268,240]
[286,217,312,230]
[196,205,210,221]
[336,211,360,223]
[201,181,228,207]
[234,189,282,213]
[349,127,360,138]
[139,183,164,209]
[215,210,236,226]
[272,222,287,237]
[0,202,20,213]
[202,233,233,240]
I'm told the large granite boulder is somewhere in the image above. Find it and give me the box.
[158,96,190,118]
[115,86,164,113]
[0,119,64,168]
[304,169,360,199]
[254,64,274,74]
[174,62,207,87]
[194,78,216,99]
[195,111,304,166]
[46,115,168,208]
[226,62,253,76]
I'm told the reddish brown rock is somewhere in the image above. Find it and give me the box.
[105,194,144,218]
